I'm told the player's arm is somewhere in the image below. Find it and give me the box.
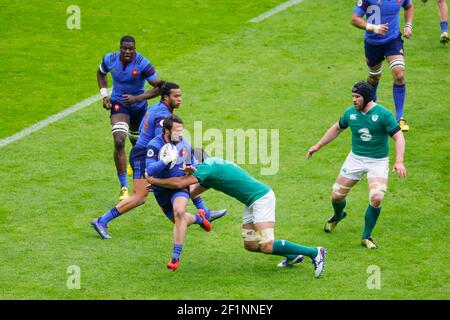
[307,122,344,159]
[97,64,111,109]
[145,144,178,176]
[403,2,414,38]
[146,174,199,190]
[390,130,407,178]
[351,0,389,36]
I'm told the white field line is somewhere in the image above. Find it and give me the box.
[0,91,109,149]
[249,0,304,23]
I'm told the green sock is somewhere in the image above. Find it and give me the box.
[272,240,318,259]
[362,204,381,239]
[332,198,346,220]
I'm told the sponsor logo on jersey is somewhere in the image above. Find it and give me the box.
[350,114,357,120]
[114,104,120,112]
[132,69,139,76]
[181,148,186,157]
[372,114,378,122]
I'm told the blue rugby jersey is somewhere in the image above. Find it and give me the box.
[353,0,412,44]
[135,101,173,149]
[99,52,158,110]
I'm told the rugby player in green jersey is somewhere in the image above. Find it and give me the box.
[307,81,407,249]
[146,150,326,278]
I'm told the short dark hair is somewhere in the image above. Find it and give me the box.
[160,82,180,100]
[162,114,183,132]
[193,148,209,163]
[120,35,135,46]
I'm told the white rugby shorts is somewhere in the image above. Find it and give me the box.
[340,152,389,180]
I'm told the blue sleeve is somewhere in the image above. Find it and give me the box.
[403,0,412,9]
[141,57,158,82]
[153,115,165,137]
[145,144,166,175]
[353,0,369,17]
[99,53,113,74]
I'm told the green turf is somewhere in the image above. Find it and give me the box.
[0,0,449,299]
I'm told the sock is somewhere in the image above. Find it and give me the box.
[332,198,347,221]
[172,244,183,260]
[362,205,382,239]
[441,21,448,33]
[192,197,210,218]
[393,83,406,120]
[272,240,319,260]
[372,81,379,102]
[193,214,204,225]
[99,207,121,225]
[118,172,128,188]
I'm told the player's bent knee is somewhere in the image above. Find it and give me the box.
[332,183,351,201]
[242,229,258,242]
[369,183,386,208]
[243,241,260,252]
[173,209,187,220]
[255,228,274,254]
[259,240,274,254]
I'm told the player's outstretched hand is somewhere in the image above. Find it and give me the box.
[102,97,112,110]
[179,164,197,175]
[122,94,140,106]
[307,144,321,159]
[392,161,407,179]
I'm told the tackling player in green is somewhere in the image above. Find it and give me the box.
[307,81,407,249]
[146,150,326,278]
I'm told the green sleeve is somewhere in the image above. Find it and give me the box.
[192,163,213,188]
[383,111,400,134]
[338,109,349,129]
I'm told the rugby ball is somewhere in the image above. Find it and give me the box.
[159,143,178,169]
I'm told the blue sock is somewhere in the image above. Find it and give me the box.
[99,207,121,225]
[441,21,448,33]
[393,83,406,120]
[192,197,210,218]
[372,81,379,102]
[194,214,203,225]
[118,172,127,188]
[172,244,183,260]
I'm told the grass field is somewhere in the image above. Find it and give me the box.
[0,0,449,300]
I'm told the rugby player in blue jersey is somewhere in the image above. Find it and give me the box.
[146,115,219,271]
[97,35,164,201]
[351,0,414,132]
[91,83,226,239]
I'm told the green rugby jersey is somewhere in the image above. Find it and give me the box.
[192,157,271,207]
[339,104,400,158]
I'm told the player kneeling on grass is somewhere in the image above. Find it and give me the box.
[146,149,326,278]
[307,81,407,249]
